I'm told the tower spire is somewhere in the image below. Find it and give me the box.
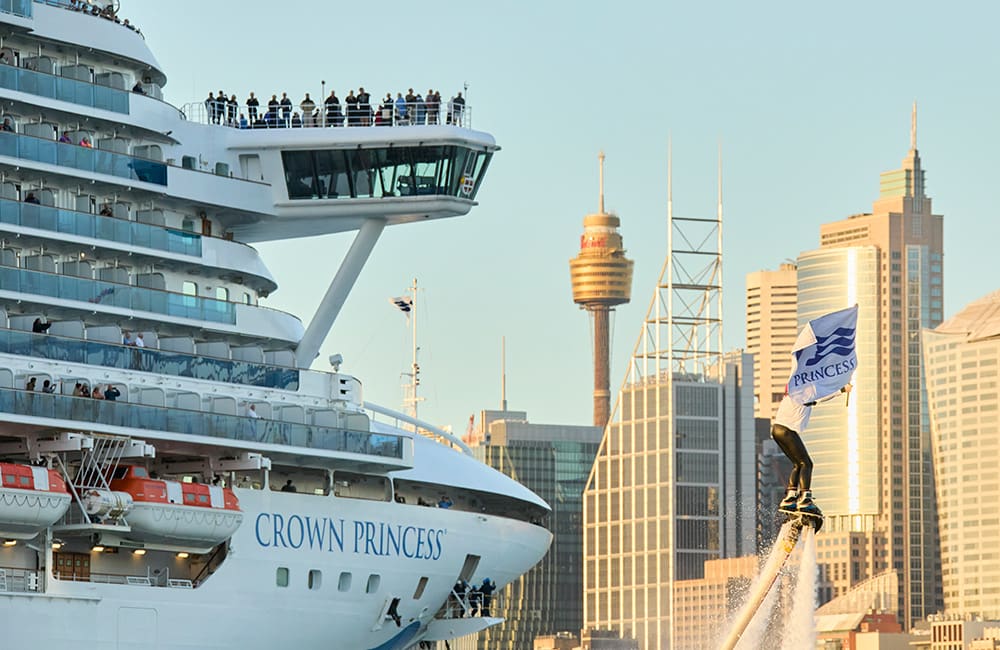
[598,150,606,215]
[911,100,917,151]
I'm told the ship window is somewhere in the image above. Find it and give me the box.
[308,569,322,591]
[198,494,208,503]
[243,292,252,305]
[412,577,428,599]
[215,287,228,301]
[276,567,289,588]
[185,494,195,503]
[20,476,29,485]
[182,281,197,296]
[132,467,148,479]
[366,574,380,594]
[338,572,351,592]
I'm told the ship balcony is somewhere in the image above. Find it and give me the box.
[0,386,411,468]
[0,266,303,343]
[0,328,301,391]
[0,0,31,19]
[0,197,277,294]
[0,131,167,186]
[0,60,129,114]
[0,197,201,256]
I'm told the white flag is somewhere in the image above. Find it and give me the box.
[390,296,412,313]
[787,305,858,405]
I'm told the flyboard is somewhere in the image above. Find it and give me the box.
[718,510,823,650]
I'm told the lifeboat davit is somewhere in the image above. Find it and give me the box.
[109,466,243,547]
[0,463,71,539]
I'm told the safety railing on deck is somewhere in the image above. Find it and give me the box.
[0,131,167,185]
[0,387,405,458]
[0,265,236,324]
[0,566,40,592]
[0,0,31,17]
[0,63,129,113]
[0,197,201,256]
[183,100,471,130]
[0,328,301,390]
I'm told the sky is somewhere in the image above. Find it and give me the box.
[123,0,1000,432]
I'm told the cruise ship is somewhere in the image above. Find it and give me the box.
[0,2,552,648]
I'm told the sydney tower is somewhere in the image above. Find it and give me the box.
[569,153,634,428]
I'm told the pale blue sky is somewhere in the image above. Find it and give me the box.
[125,0,1000,430]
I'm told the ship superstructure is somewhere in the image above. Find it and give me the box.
[0,2,551,649]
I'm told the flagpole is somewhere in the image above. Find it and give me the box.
[410,277,419,420]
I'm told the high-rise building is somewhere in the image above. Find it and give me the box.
[457,409,602,650]
[583,156,757,649]
[746,263,798,419]
[924,290,1000,619]
[798,105,944,626]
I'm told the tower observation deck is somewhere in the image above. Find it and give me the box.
[569,153,634,427]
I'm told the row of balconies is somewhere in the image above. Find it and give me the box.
[0,379,397,461]
[0,127,166,185]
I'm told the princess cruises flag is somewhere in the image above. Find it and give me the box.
[787,304,858,405]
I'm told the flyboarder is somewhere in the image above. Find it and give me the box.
[772,382,852,518]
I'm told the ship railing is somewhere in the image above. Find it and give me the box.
[0,387,406,459]
[0,130,167,186]
[181,100,472,130]
[0,264,236,324]
[364,401,472,455]
[33,1,145,39]
[0,328,301,391]
[0,566,40,592]
[0,0,31,18]
[0,196,202,257]
[0,60,129,114]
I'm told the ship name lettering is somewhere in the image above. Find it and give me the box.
[255,513,345,552]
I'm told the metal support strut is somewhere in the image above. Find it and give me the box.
[295,218,386,368]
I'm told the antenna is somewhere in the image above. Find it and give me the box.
[501,336,508,411]
[911,100,917,150]
[598,150,606,214]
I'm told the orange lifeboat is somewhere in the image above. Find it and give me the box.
[109,466,243,547]
[0,463,71,539]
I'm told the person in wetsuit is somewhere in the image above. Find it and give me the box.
[771,382,852,517]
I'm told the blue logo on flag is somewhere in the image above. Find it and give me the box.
[795,327,857,367]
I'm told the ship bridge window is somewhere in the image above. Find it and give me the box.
[281,146,493,201]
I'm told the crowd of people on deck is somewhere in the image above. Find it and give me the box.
[64,0,143,37]
[204,88,467,130]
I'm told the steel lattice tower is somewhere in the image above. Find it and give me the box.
[584,144,728,650]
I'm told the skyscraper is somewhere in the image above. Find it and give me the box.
[797,105,944,626]
[459,409,602,650]
[924,290,1000,619]
[583,154,757,649]
[746,263,798,419]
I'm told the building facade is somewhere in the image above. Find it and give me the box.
[583,354,756,650]
[797,115,944,625]
[746,262,798,419]
[458,409,602,650]
[924,291,1000,619]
